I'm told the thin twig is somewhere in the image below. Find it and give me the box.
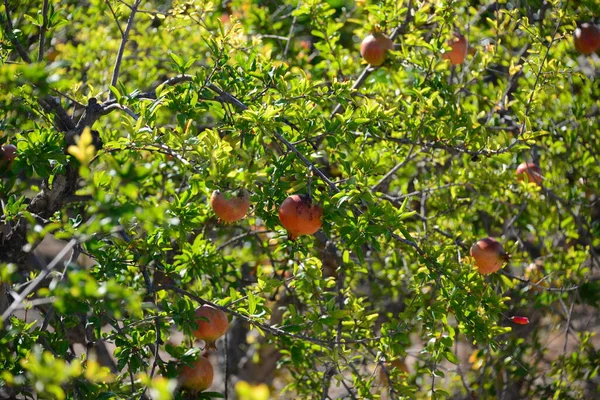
[257,34,290,41]
[499,270,580,292]
[1,238,78,322]
[562,299,575,355]
[9,296,57,309]
[102,74,194,109]
[109,0,142,99]
[50,88,86,108]
[105,0,125,36]
[216,230,270,251]
[282,1,299,57]
[371,146,416,192]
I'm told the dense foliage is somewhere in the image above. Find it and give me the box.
[1,0,599,399]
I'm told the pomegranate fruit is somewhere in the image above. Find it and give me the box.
[210,188,250,223]
[192,305,229,349]
[470,237,508,274]
[278,194,323,240]
[179,356,214,392]
[0,144,17,172]
[1,144,17,162]
[516,162,543,186]
[442,32,468,65]
[360,32,393,66]
[573,23,600,55]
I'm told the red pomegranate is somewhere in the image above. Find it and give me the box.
[210,188,250,223]
[442,32,468,65]
[179,356,214,392]
[278,194,323,240]
[470,237,508,274]
[360,32,393,66]
[1,144,17,162]
[192,305,229,349]
[573,23,600,55]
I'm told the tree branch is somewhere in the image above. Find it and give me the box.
[109,0,141,99]
[1,238,78,323]
[38,0,49,61]
[1,0,32,62]
[155,284,336,348]
[105,0,124,36]
[101,74,194,109]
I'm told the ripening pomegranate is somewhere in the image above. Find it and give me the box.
[442,32,468,65]
[192,305,229,349]
[573,23,600,55]
[360,32,393,66]
[470,237,508,274]
[179,356,214,392]
[516,162,543,186]
[278,194,323,240]
[210,188,250,223]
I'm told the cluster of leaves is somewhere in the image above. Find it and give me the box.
[1,0,599,399]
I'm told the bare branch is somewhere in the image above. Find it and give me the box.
[216,230,271,251]
[109,0,142,99]
[371,146,416,192]
[105,0,124,36]
[499,270,581,292]
[1,238,78,323]
[282,1,300,57]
